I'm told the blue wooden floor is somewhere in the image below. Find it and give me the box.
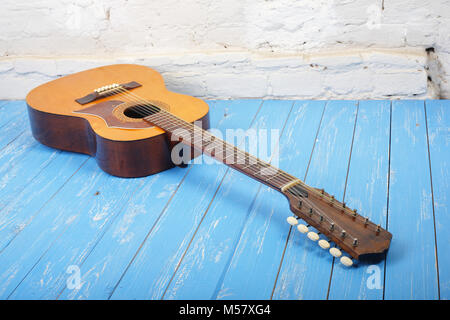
[0,99,448,300]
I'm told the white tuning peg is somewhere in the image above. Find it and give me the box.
[297,224,308,234]
[329,247,342,258]
[307,231,319,241]
[318,239,330,249]
[340,256,353,267]
[286,216,299,226]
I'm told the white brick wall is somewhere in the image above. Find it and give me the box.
[0,0,449,99]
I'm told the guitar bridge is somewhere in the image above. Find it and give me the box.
[75,81,142,105]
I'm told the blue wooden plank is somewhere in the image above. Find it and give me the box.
[56,100,260,299]
[425,100,449,299]
[0,100,25,129]
[263,101,358,300]
[162,101,325,299]
[2,158,149,299]
[0,101,28,150]
[0,133,74,217]
[0,107,91,253]
[108,100,265,300]
[0,147,88,252]
[328,100,391,299]
[384,100,438,300]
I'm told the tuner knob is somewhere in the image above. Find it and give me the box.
[329,247,342,258]
[286,216,299,226]
[307,232,319,241]
[297,224,309,234]
[318,239,330,249]
[340,256,353,267]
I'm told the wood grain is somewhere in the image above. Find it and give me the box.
[425,100,449,299]
[0,99,446,300]
[384,100,439,299]
[327,100,391,299]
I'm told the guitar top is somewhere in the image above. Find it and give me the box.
[26,64,392,267]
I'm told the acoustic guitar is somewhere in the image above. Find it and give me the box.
[26,64,392,267]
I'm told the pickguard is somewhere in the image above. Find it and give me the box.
[74,100,165,129]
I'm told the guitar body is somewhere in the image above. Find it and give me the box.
[26,64,210,177]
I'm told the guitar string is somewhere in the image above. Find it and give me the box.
[108,86,296,188]
[112,87,324,191]
[88,87,373,251]
[113,87,351,204]
[92,85,381,236]
[113,89,374,244]
[106,89,361,246]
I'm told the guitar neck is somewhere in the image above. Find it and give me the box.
[144,109,303,194]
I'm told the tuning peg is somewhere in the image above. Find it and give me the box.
[340,256,353,267]
[376,224,381,234]
[307,232,319,241]
[286,216,299,226]
[329,247,342,258]
[297,224,309,234]
[318,239,330,249]
[364,217,369,226]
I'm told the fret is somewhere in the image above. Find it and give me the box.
[145,111,289,191]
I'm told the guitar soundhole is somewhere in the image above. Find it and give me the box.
[123,104,161,119]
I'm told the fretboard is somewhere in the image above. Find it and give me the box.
[144,110,298,191]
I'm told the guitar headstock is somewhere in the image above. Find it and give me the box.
[282,184,392,266]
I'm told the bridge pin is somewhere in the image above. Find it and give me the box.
[340,256,353,267]
[286,216,299,226]
[297,224,309,234]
